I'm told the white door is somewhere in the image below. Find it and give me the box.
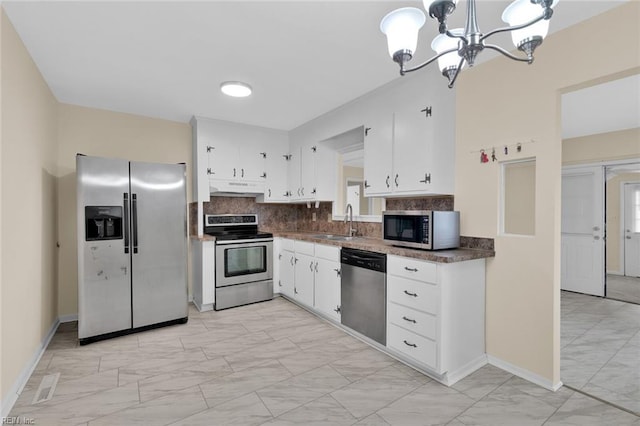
[347,184,361,216]
[624,183,640,277]
[314,259,341,322]
[561,166,605,296]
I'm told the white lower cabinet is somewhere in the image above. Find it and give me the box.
[386,255,486,384]
[191,239,215,312]
[277,239,295,298]
[272,238,486,386]
[312,245,341,322]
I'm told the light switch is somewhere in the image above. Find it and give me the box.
[312,212,317,222]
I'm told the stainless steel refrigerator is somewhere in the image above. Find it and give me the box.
[77,155,188,344]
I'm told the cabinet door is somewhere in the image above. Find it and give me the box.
[314,258,341,322]
[287,147,301,201]
[299,146,316,200]
[207,143,238,181]
[264,151,290,202]
[279,250,295,298]
[293,253,315,307]
[363,116,393,196]
[238,143,266,182]
[392,102,434,193]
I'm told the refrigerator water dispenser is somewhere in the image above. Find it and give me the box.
[85,206,123,241]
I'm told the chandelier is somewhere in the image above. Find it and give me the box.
[380,0,558,87]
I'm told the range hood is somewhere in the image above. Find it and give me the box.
[209,180,265,195]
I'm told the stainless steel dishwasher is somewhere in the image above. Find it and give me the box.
[340,247,387,345]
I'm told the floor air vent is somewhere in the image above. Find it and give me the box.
[31,372,60,404]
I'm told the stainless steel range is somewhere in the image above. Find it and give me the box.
[204,214,273,310]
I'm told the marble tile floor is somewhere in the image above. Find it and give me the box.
[9,296,640,426]
[606,274,640,305]
[561,290,640,416]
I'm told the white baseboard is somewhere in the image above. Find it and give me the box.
[487,355,563,391]
[606,271,623,276]
[1,317,60,417]
[58,314,78,323]
[192,299,213,312]
[444,354,488,386]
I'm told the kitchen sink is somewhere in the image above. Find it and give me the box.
[311,234,360,241]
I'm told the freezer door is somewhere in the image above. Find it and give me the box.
[130,161,188,328]
[77,155,133,339]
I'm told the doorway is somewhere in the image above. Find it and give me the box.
[605,166,640,304]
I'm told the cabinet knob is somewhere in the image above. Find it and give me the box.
[278,281,282,287]
[386,176,390,188]
[402,316,417,324]
[315,262,318,272]
[241,168,244,178]
[268,189,271,197]
[395,174,399,187]
[404,290,418,297]
[403,340,418,348]
[233,168,236,177]
[404,267,418,272]
[294,287,298,295]
[310,261,314,271]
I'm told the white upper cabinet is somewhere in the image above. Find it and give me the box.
[363,80,455,197]
[363,115,394,196]
[258,139,289,203]
[287,143,336,202]
[191,116,288,201]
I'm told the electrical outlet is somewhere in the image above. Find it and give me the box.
[312,212,317,222]
[327,213,332,222]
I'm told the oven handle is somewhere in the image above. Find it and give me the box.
[215,238,274,245]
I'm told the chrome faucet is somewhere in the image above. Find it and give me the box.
[344,203,356,237]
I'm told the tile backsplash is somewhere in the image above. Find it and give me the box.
[190,195,454,239]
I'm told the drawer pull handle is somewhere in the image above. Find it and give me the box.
[403,340,417,348]
[402,316,417,324]
[404,267,418,272]
[404,290,418,297]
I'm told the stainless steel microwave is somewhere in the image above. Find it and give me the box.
[382,210,460,250]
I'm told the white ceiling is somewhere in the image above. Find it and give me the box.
[2,0,629,131]
[561,74,640,139]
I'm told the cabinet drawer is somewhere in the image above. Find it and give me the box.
[388,323,437,369]
[388,302,436,340]
[388,256,437,283]
[388,276,438,315]
[314,244,339,262]
[295,240,314,256]
[281,238,295,252]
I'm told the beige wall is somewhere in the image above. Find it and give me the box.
[563,128,640,165]
[1,8,59,400]
[57,104,192,316]
[503,160,536,236]
[455,2,640,386]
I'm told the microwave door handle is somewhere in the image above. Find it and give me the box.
[132,193,138,254]
[123,193,130,254]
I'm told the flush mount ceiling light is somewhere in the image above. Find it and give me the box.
[220,81,252,98]
[380,0,558,88]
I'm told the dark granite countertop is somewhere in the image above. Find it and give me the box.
[272,231,495,263]
[190,235,216,242]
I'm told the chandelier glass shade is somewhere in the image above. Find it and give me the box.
[380,0,559,87]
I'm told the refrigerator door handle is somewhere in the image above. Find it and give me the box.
[123,193,130,254]
[132,193,139,254]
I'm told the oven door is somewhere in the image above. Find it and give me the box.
[215,239,273,287]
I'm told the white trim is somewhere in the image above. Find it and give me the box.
[444,354,488,386]
[487,354,563,391]
[563,157,640,171]
[192,299,213,312]
[58,314,78,323]
[0,318,60,417]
